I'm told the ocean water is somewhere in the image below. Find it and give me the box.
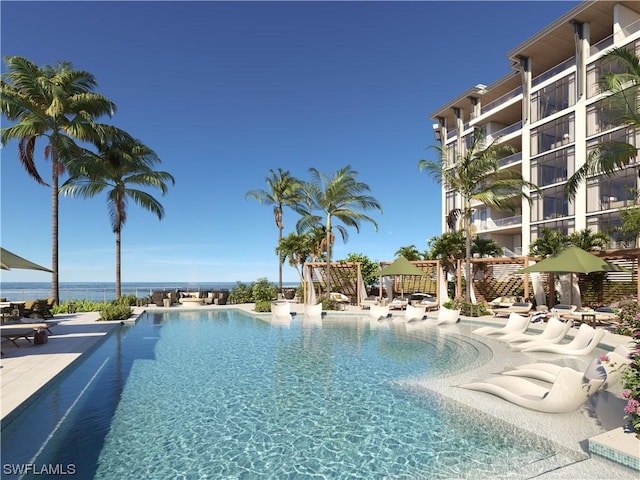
[0,282,299,302]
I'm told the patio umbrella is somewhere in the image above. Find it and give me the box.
[516,246,628,275]
[377,256,428,298]
[0,247,52,272]
[516,246,628,305]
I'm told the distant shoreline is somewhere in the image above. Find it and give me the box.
[0,281,300,302]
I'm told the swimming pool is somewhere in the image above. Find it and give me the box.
[1,310,582,479]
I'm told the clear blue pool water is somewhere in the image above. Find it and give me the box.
[2,310,572,479]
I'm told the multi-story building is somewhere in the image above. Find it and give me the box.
[430,1,640,257]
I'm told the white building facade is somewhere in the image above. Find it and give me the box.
[430,1,640,257]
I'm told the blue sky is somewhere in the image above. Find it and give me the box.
[1,1,579,284]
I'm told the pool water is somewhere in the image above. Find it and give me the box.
[2,311,577,479]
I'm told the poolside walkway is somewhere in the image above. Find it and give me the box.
[1,303,638,478]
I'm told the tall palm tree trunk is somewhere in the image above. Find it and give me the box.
[51,152,60,304]
[464,205,472,302]
[115,228,122,299]
[325,223,332,297]
[277,226,283,297]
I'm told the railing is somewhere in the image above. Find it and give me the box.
[446,129,457,140]
[480,86,522,116]
[490,121,522,139]
[499,151,522,167]
[590,18,640,56]
[493,215,522,228]
[532,57,575,88]
[501,246,523,257]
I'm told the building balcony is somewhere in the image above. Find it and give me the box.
[590,18,640,57]
[498,151,522,168]
[480,86,522,117]
[531,56,575,88]
[474,215,522,232]
[489,121,523,140]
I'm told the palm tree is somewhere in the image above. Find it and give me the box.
[529,228,569,307]
[471,236,503,258]
[296,166,382,296]
[1,56,117,303]
[426,231,465,298]
[420,127,540,301]
[246,168,303,295]
[566,47,640,199]
[567,228,610,305]
[277,232,315,283]
[472,236,503,292]
[567,228,610,252]
[60,135,175,298]
[395,245,422,261]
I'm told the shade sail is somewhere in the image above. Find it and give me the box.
[0,247,52,272]
[377,256,428,277]
[517,246,628,275]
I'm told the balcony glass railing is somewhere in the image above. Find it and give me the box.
[480,86,523,116]
[493,215,522,227]
[491,121,522,139]
[474,215,522,232]
[590,18,640,56]
[498,151,522,167]
[446,129,457,140]
[532,57,575,88]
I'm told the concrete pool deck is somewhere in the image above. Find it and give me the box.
[1,303,638,478]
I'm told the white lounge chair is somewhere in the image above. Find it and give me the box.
[493,302,533,317]
[473,312,530,336]
[436,306,460,325]
[368,304,389,320]
[502,344,632,390]
[519,324,607,355]
[271,301,291,318]
[361,296,379,309]
[549,304,577,318]
[405,304,426,321]
[389,297,408,310]
[498,317,572,344]
[460,359,606,413]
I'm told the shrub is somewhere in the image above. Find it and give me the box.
[615,298,640,336]
[620,323,640,433]
[52,299,110,314]
[447,297,491,317]
[229,281,253,304]
[254,300,272,313]
[321,296,338,311]
[114,294,137,306]
[252,278,277,303]
[99,304,132,321]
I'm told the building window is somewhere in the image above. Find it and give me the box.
[530,219,575,241]
[586,97,625,136]
[587,212,636,248]
[586,168,638,213]
[587,38,640,98]
[531,185,573,222]
[530,74,575,123]
[530,114,574,156]
[531,147,575,186]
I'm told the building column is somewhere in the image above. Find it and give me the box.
[516,56,533,255]
[573,21,589,231]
